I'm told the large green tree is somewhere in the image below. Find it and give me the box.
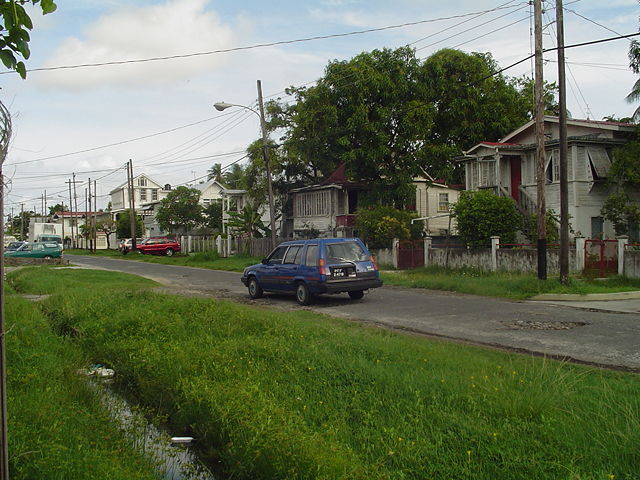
[626,40,640,120]
[269,47,533,205]
[0,0,57,78]
[155,186,203,234]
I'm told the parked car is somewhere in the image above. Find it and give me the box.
[136,237,180,256]
[4,242,63,259]
[118,238,143,254]
[241,237,383,305]
[5,241,26,252]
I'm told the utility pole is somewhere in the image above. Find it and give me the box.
[86,182,91,250]
[534,0,547,280]
[93,180,98,253]
[20,204,24,241]
[66,179,74,248]
[127,160,137,248]
[257,80,277,250]
[557,0,569,284]
[73,173,79,250]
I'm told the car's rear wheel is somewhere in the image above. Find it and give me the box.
[296,282,312,306]
[165,248,174,256]
[348,290,364,300]
[248,277,263,299]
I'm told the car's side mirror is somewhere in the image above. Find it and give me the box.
[261,258,269,265]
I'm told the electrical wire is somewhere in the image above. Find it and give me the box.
[0,5,530,76]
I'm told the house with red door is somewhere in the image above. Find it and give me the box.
[456,116,635,239]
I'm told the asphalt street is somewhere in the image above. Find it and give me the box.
[66,254,640,371]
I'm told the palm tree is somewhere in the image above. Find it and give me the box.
[626,40,640,121]
[207,163,223,182]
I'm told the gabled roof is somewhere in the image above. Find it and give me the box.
[500,115,634,143]
[194,178,227,193]
[110,174,165,194]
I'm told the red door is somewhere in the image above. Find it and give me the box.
[510,157,521,202]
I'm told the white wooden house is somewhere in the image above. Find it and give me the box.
[456,116,636,239]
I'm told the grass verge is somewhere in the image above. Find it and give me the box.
[66,248,261,272]
[10,267,640,480]
[6,291,160,479]
[381,266,640,299]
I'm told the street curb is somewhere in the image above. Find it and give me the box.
[530,291,640,301]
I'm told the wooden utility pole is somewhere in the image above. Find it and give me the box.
[0,170,7,480]
[87,179,92,251]
[93,179,98,253]
[20,204,24,241]
[66,179,74,248]
[257,80,278,250]
[557,0,569,284]
[127,160,137,248]
[534,0,547,280]
[73,173,79,249]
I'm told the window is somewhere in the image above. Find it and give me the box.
[304,245,318,266]
[438,193,449,212]
[587,148,611,181]
[138,177,147,187]
[545,150,560,183]
[267,246,288,265]
[151,189,158,201]
[295,190,331,217]
[140,189,147,202]
[283,245,303,264]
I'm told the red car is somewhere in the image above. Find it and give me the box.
[136,237,181,256]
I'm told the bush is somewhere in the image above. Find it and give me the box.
[452,190,521,248]
[355,206,422,249]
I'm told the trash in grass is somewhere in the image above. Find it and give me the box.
[171,437,195,445]
[80,364,115,378]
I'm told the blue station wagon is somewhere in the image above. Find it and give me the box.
[241,238,383,305]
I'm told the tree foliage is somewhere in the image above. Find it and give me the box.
[155,186,202,234]
[355,205,422,249]
[268,47,535,205]
[226,203,269,238]
[601,131,640,239]
[451,190,521,248]
[116,209,144,239]
[0,0,57,78]
[202,200,222,232]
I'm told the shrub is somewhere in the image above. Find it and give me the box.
[452,190,521,248]
[355,206,422,249]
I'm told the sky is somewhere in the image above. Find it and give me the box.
[1,0,638,214]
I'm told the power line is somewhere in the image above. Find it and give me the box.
[0,5,529,76]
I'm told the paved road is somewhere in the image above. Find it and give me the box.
[66,254,640,371]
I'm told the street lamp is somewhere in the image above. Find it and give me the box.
[214,80,277,249]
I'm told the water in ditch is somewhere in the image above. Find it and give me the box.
[87,378,217,480]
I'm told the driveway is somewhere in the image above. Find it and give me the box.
[66,254,640,371]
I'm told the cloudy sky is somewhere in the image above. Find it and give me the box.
[2,0,638,214]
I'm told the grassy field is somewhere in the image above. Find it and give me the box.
[8,267,640,480]
[6,270,161,479]
[381,266,640,299]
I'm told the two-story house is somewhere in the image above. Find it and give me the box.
[456,116,636,239]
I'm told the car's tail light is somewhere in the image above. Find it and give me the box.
[370,255,378,271]
[318,258,327,275]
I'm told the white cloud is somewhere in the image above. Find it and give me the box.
[38,0,236,90]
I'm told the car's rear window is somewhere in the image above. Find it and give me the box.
[283,245,303,264]
[325,242,369,263]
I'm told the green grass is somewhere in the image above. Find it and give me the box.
[10,267,640,480]
[5,293,160,479]
[381,266,640,299]
[66,248,261,272]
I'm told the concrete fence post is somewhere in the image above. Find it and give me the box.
[424,236,432,268]
[216,235,222,255]
[490,236,500,272]
[226,235,232,258]
[392,238,399,269]
[574,236,585,272]
[617,236,629,276]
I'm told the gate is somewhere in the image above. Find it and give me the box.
[584,239,618,277]
[397,240,424,269]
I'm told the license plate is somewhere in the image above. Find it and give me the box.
[333,267,356,278]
